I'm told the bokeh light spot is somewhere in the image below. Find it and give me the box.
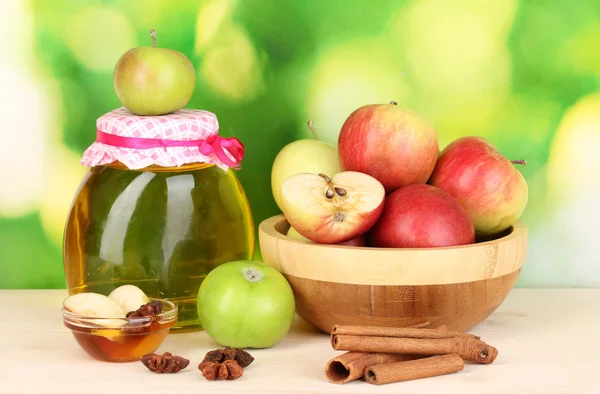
[388,0,516,141]
[564,25,600,79]
[64,5,137,73]
[195,0,238,53]
[0,67,53,217]
[119,0,174,28]
[304,37,411,145]
[38,143,88,246]
[547,93,600,204]
[199,23,266,102]
[0,0,34,65]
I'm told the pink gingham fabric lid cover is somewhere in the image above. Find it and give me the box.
[80,107,244,171]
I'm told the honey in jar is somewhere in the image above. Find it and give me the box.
[63,108,254,331]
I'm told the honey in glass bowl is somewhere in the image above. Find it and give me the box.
[62,298,178,362]
[63,108,254,332]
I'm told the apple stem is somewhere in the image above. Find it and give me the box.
[242,268,263,283]
[318,173,332,182]
[390,101,398,105]
[307,120,319,140]
[150,29,157,47]
[510,160,527,166]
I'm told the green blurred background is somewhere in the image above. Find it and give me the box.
[1,0,599,289]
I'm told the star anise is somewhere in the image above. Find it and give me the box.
[127,300,163,318]
[141,352,190,373]
[202,346,254,367]
[197,347,254,381]
[124,300,164,333]
[198,359,244,380]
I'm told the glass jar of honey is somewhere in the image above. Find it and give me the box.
[63,108,254,332]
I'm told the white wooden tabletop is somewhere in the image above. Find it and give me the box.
[1,289,599,393]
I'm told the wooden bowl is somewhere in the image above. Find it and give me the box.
[258,215,528,334]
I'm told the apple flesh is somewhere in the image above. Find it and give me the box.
[271,121,341,211]
[108,284,149,314]
[428,136,528,236]
[113,29,196,116]
[369,184,475,248]
[280,171,385,244]
[338,102,439,192]
[63,292,127,328]
[286,226,367,246]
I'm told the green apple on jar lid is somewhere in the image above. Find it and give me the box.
[113,29,196,116]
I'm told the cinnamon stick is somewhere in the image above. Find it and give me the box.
[332,334,498,364]
[324,352,425,384]
[331,324,480,340]
[364,354,465,385]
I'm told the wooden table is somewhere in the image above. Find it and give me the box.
[1,289,599,393]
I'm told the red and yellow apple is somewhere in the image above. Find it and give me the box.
[337,102,439,192]
[280,171,385,244]
[369,184,475,248]
[428,136,528,236]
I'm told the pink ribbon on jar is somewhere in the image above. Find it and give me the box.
[96,130,245,169]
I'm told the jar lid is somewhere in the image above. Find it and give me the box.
[80,107,245,171]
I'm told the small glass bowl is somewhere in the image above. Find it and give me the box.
[62,298,178,362]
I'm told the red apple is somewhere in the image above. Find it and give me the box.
[337,235,368,247]
[369,184,475,248]
[280,171,385,244]
[337,102,439,192]
[428,136,528,236]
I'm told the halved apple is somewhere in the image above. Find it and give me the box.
[280,171,385,244]
[287,225,369,246]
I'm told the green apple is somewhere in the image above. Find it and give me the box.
[271,121,342,211]
[197,260,295,349]
[113,29,196,116]
[286,226,311,242]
